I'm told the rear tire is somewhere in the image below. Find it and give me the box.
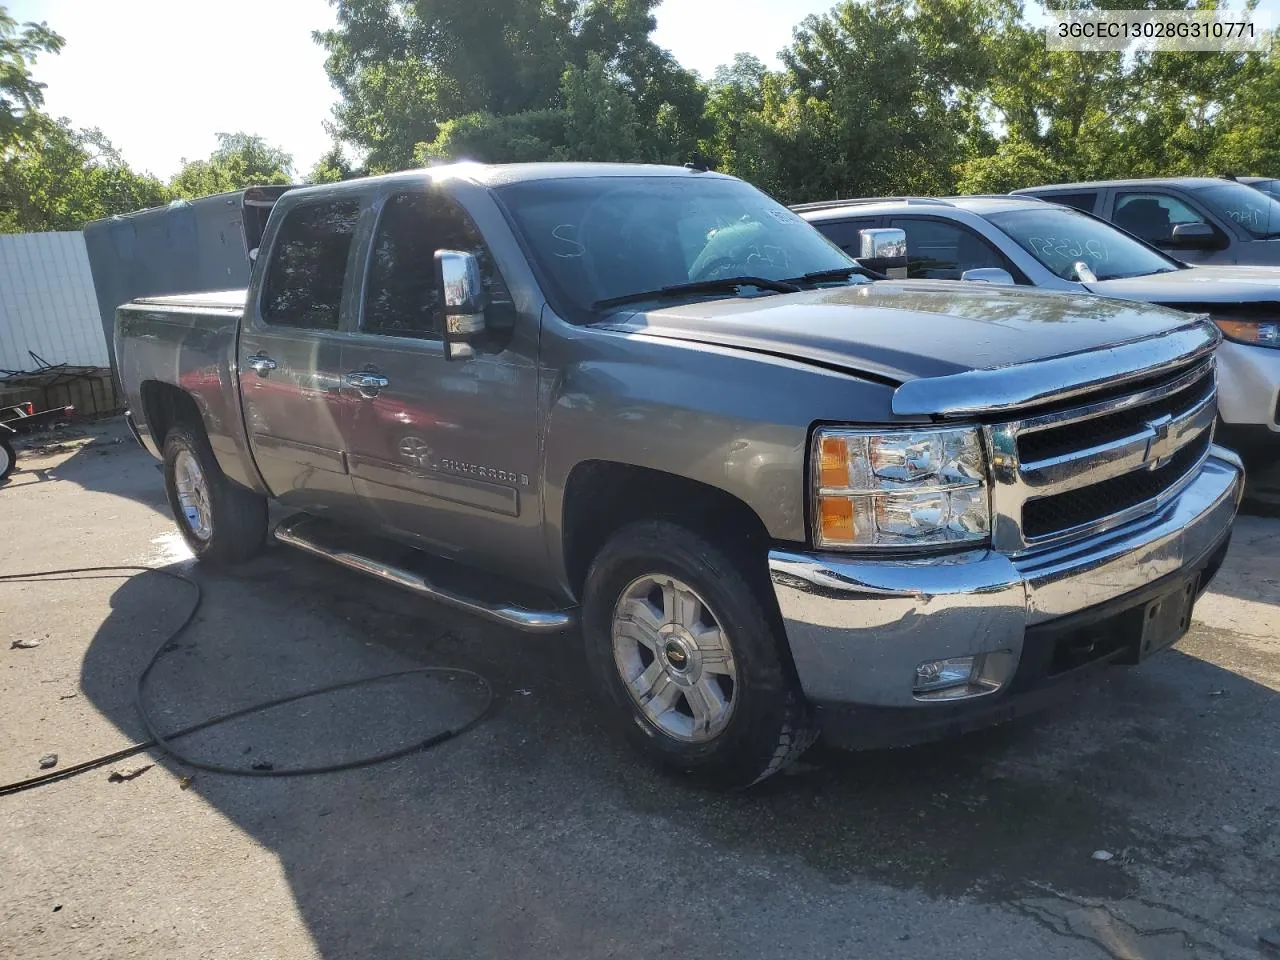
[582,520,815,788]
[162,424,267,564]
[0,435,14,482]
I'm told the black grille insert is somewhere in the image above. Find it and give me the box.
[1018,370,1212,464]
[1022,431,1211,540]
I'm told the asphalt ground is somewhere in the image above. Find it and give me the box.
[2,419,1278,959]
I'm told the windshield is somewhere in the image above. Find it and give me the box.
[986,206,1181,281]
[1193,181,1280,238]
[493,176,857,316]
[1246,179,1280,201]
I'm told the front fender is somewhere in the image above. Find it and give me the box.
[540,324,902,587]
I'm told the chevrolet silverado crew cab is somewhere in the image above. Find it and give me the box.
[798,196,1280,466]
[115,163,1244,787]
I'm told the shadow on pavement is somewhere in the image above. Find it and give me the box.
[73,535,1280,958]
[2,414,1270,955]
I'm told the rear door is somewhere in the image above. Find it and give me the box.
[238,198,361,514]
[339,187,542,580]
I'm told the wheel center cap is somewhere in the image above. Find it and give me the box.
[658,628,699,682]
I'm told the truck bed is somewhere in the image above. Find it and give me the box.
[114,289,257,490]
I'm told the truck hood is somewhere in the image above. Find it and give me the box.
[605,280,1200,385]
[1086,265,1280,305]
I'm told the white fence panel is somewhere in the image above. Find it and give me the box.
[0,231,108,372]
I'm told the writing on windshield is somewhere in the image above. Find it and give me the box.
[495,176,853,317]
[987,207,1180,281]
[1196,182,1280,238]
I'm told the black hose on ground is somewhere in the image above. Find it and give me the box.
[0,565,494,797]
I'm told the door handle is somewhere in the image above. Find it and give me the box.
[345,371,390,395]
[247,354,277,376]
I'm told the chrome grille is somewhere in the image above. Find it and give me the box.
[985,359,1217,553]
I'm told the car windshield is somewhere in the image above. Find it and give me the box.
[1193,181,1280,238]
[986,206,1182,281]
[1245,179,1280,201]
[493,175,858,316]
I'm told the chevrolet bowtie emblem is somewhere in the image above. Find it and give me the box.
[398,437,432,467]
[1144,414,1175,469]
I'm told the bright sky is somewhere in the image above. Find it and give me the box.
[7,0,831,181]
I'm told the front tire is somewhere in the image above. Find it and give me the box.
[583,520,815,788]
[162,424,267,564]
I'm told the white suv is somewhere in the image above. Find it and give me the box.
[798,195,1280,466]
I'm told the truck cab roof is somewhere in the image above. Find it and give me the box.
[283,162,734,205]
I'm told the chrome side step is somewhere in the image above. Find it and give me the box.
[273,515,576,634]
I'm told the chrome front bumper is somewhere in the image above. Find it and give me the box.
[768,448,1244,708]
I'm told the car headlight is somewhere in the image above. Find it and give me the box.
[1212,316,1280,349]
[812,426,990,549]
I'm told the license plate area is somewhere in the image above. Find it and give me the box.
[1136,577,1198,661]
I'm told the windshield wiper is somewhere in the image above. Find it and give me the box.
[592,276,801,311]
[782,265,884,284]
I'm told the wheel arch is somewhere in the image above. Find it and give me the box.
[138,379,267,494]
[560,460,780,605]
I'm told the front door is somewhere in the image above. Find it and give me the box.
[238,198,361,514]
[1110,191,1232,265]
[339,189,543,583]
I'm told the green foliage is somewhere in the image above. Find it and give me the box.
[308,143,361,183]
[12,0,1280,237]
[416,52,695,165]
[560,54,644,162]
[169,132,294,199]
[317,0,704,171]
[416,110,569,164]
[0,114,170,232]
[0,7,62,148]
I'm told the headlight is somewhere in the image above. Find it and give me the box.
[1212,317,1280,349]
[812,426,990,549]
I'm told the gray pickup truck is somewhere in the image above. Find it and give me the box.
[116,163,1244,787]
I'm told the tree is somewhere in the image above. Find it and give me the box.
[416,109,568,165]
[1211,49,1280,176]
[559,54,644,162]
[316,0,704,172]
[308,143,361,183]
[0,6,62,148]
[170,132,294,199]
[2,7,171,232]
[1,114,170,232]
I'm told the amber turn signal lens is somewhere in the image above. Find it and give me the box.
[818,496,856,543]
[818,436,850,488]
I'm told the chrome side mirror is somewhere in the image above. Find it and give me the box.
[960,267,1016,285]
[857,228,908,279]
[435,250,488,361]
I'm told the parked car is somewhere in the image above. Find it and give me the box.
[798,195,1280,466]
[115,163,1242,786]
[1010,177,1280,267]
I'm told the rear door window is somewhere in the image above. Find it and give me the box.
[262,200,360,330]
[888,217,1008,280]
[1041,191,1099,214]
